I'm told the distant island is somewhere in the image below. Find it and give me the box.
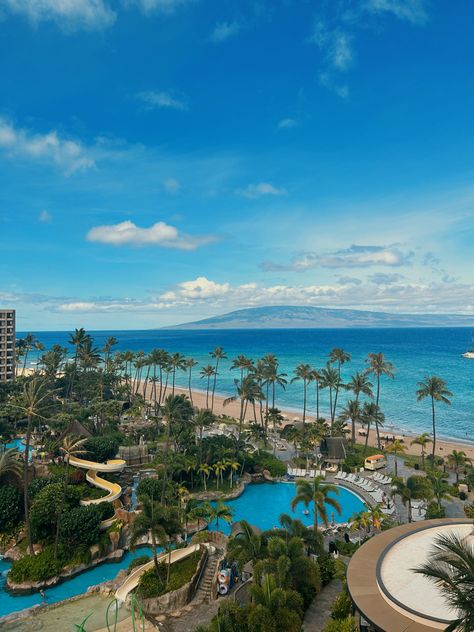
[164,305,474,330]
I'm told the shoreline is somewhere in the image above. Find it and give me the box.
[152,383,474,461]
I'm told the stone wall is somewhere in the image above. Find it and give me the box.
[141,545,208,615]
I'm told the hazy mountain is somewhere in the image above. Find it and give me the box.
[165,306,474,329]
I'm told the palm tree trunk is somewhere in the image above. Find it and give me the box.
[313,505,318,532]
[363,420,371,456]
[211,360,219,412]
[188,369,193,405]
[315,381,319,420]
[23,414,34,555]
[151,531,159,573]
[302,380,307,424]
[206,376,210,409]
[431,396,436,459]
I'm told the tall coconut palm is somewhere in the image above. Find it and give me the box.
[311,368,323,421]
[385,439,407,477]
[185,358,198,404]
[329,347,351,421]
[211,500,233,531]
[416,375,452,459]
[13,378,56,554]
[231,354,254,384]
[167,352,185,396]
[319,364,340,428]
[365,352,395,448]
[195,408,214,453]
[361,402,385,454]
[55,434,87,554]
[210,347,227,412]
[224,375,263,439]
[227,459,240,488]
[291,476,341,530]
[392,475,432,523]
[411,432,432,469]
[21,333,38,375]
[67,328,90,397]
[338,399,361,447]
[428,469,454,510]
[0,448,22,481]
[447,450,471,484]
[160,394,194,501]
[414,532,474,632]
[200,365,216,409]
[291,363,313,424]
[347,372,373,404]
[198,463,212,491]
[102,336,118,370]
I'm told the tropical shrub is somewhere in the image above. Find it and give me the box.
[464,503,474,519]
[330,591,352,620]
[290,555,321,608]
[128,555,150,573]
[59,505,102,547]
[425,502,446,519]
[9,547,63,583]
[30,483,81,541]
[28,477,52,501]
[247,451,287,477]
[0,485,22,533]
[95,501,115,520]
[322,617,358,632]
[137,550,201,598]
[318,552,335,586]
[84,436,120,463]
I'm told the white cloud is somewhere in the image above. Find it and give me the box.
[311,22,354,72]
[238,182,287,199]
[163,178,181,193]
[38,210,52,222]
[368,272,405,285]
[277,118,298,130]
[263,245,413,271]
[128,0,192,13]
[2,0,116,30]
[0,117,95,174]
[136,90,188,111]
[210,21,241,43]
[364,0,428,24]
[86,220,217,250]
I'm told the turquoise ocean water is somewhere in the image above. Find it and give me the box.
[18,328,474,443]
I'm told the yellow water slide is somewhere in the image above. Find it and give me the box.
[68,456,126,504]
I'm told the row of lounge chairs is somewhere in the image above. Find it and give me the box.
[335,471,388,507]
[369,471,393,485]
[287,467,326,479]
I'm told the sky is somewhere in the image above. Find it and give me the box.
[0,0,473,331]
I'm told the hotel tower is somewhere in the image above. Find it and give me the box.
[0,309,15,382]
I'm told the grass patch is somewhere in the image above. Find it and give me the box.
[136,550,201,599]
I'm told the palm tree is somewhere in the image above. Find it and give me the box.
[21,333,38,375]
[210,347,227,412]
[338,399,361,447]
[249,574,302,632]
[67,327,90,397]
[291,363,313,424]
[231,354,254,384]
[416,375,452,459]
[160,394,194,500]
[211,500,233,531]
[213,460,226,490]
[411,432,432,469]
[200,365,216,409]
[13,378,56,554]
[329,347,350,421]
[291,476,341,530]
[198,463,212,491]
[169,352,186,396]
[347,371,373,404]
[0,448,22,481]
[365,352,395,447]
[130,495,181,584]
[428,469,454,510]
[224,375,263,439]
[227,460,240,488]
[392,475,433,523]
[414,532,474,632]
[320,364,339,427]
[361,402,385,454]
[185,358,198,404]
[447,450,472,484]
[55,434,87,554]
[311,368,323,420]
[385,439,407,476]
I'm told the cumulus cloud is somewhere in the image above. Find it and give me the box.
[368,272,405,285]
[263,245,413,272]
[364,0,428,24]
[38,210,52,222]
[0,117,95,174]
[1,0,116,30]
[277,118,298,130]
[210,21,241,43]
[163,178,181,193]
[86,220,217,250]
[238,182,287,199]
[136,90,188,111]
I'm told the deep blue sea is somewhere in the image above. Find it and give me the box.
[18,328,474,443]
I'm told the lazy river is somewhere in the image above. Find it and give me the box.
[0,482,364,621]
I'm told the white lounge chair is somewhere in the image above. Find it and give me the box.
[309,469,315,478]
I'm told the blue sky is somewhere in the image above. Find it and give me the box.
[0,0,473,330]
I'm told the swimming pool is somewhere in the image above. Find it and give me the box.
[208,482,366,534]
[5,439,33,461]
[0,547,154,620]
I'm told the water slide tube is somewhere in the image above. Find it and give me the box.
[115,543,202,603]
[68,456,126,505]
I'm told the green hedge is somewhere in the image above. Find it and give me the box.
[0,485,22,533]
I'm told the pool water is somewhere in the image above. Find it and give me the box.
[0,547,154,621]
[5,439,33,461]
[208,482,365,534]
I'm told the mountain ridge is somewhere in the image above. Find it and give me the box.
[163,306,474,330]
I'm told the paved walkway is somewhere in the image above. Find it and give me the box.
[302,579,342,632]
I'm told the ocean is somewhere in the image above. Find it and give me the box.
[17,328,474,444]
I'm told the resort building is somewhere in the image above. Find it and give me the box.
[347,518,472,631]
[0,309,15,382]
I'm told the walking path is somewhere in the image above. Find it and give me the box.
[302,579,342,632]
